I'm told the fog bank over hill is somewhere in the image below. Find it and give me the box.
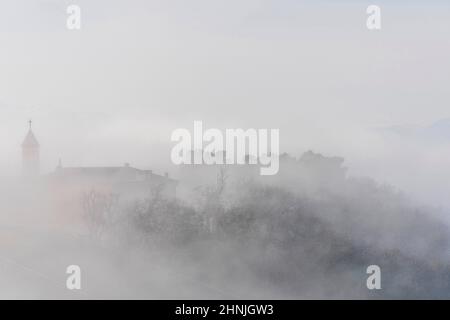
[361,118,450,211]
[1,150,449,299]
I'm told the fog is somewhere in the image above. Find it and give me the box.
[1,153,450,299]
[0,0,450,299]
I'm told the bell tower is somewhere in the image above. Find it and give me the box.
[22,120,40,176]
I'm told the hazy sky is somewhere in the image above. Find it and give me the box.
[0,0,449,205]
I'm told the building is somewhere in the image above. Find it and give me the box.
[21,121,177,201]
[50,163,177,201]
[22,120,40,177]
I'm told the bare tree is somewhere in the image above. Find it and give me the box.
[199,165,228,233]
[81,189,119,240]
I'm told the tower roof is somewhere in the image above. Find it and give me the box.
[22,121,39,148]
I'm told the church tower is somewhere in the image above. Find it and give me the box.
[22,120,40,176]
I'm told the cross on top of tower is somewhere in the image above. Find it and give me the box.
[22,119,40,176]
[22,120,39,148]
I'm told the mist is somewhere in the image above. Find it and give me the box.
[1,0,450,299]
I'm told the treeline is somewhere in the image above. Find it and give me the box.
[81,154,450,298]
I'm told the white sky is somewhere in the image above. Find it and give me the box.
[0,0,449,206]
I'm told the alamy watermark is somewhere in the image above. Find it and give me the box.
[66,265,81,290]
[367,5,381,30]
[366,265,381,290]
[63,5,379,31]
[171,121,280,176]
[67,4,81,30]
